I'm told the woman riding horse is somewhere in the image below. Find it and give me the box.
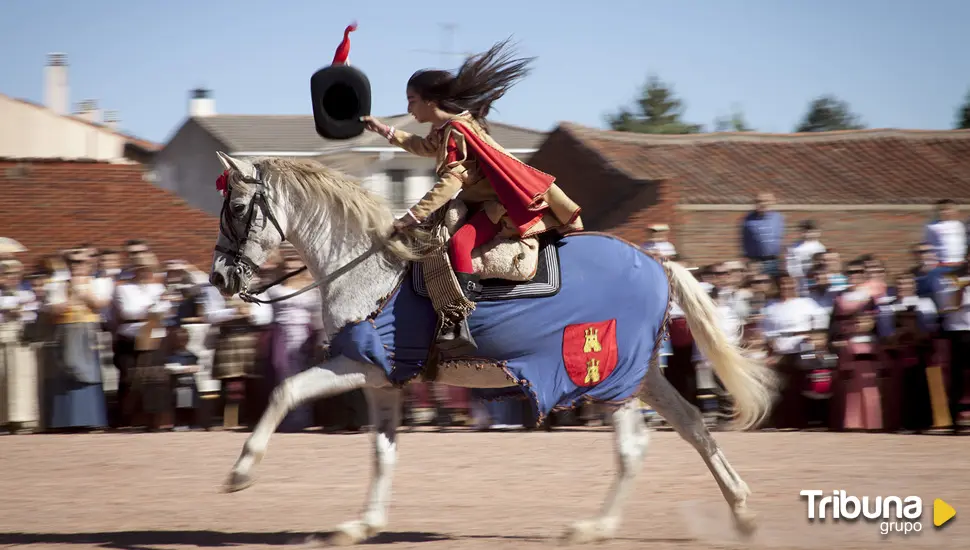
[361,38,584,349]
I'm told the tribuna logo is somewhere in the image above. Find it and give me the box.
[800,490,923,536]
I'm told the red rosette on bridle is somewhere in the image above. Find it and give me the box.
[216,170,230,196]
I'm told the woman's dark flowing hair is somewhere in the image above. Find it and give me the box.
[407,37,534,131]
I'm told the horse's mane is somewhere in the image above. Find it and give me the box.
[243,157,438,262]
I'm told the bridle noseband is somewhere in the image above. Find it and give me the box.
[215,167,316,305]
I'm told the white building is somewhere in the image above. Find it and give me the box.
[0,53,157,163]
[154,90,547,217]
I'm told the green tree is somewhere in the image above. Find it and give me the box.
[714,105,753,132]
[607,75,702,134]
[956,90,970,130]
[795,95,866,132]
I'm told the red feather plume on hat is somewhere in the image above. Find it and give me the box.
[332,22,358,65]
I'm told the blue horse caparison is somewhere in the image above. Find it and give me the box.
[329,232,671,422]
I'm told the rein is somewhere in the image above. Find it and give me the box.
[238,242,385,305]
[216,165,389,305]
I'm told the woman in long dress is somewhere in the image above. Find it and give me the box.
[44,251,110,431]
[829,261,884,431]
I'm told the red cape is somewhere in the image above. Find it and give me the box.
[447,120,555,236]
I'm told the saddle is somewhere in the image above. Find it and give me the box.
[412,200,563,303]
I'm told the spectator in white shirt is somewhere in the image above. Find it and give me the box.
[786,220,826,296]
[761,273,827,356]
[760,273,827,428]
[924,199,966,268]
[642,224,677,258]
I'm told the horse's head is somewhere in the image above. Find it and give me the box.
[209,151,289,297]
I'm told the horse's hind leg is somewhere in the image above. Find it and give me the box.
[330,387,402,546]
[562,399,650,544]
[223,355,387,492]
[640,365,757,535]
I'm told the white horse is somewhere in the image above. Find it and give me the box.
[208,152,776,545]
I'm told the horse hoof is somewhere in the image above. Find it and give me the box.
[222,470,255,493]
[328,521,378,546]
[326,530,358,547]
[560,520,615,545]
[732,507,758,537]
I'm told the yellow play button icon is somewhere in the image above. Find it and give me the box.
[934,499,956,527]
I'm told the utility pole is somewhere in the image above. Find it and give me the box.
[410,23,472,66]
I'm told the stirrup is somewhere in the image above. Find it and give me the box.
[436,315,478,355]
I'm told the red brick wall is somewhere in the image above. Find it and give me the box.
[0,160,219,271]
[601,178,680,244]
[675,209,930,275]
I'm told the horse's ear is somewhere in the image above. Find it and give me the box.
[216,151,256,178]
[216,151,233,171]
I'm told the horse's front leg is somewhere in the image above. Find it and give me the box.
[223,355,387,492]
[331,387,403,546]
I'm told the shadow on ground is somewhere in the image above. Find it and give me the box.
[0,530,693,548]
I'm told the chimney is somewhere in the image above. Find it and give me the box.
[189,88,215,117]
[74,99,103,124]
[44,53,69,115]
[104,110,120,130]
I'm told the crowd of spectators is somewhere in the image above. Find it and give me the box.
[644,194,969,434]
[2,194,968,435]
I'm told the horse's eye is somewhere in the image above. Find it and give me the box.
[231,203,247,217]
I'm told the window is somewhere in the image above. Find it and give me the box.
[387,169,410,210]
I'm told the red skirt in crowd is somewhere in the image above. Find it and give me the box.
[830,340,883,431]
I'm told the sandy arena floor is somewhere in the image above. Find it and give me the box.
[0,429,967,549]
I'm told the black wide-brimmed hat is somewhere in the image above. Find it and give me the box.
[310,23,371,140]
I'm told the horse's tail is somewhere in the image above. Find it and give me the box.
[664,260,777,430]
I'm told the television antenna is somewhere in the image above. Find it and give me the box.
[410,23,473,66]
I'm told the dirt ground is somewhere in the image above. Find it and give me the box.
[0,429,968,549]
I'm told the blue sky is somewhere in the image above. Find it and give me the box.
[2,0,967,144]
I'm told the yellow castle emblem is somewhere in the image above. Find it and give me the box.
[585,358,601,384]
[583,327,602,353]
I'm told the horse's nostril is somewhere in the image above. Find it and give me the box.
[210,272,226,288]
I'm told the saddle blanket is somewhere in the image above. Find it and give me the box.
[329,233,671,420]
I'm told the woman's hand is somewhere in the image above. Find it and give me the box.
[361,116,388,135]
[392,215,417,234]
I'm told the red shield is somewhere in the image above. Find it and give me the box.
[562,319,618,387]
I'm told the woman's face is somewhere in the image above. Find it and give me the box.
[865,261,885,282]
[824,252,841,273]
[779,276,797,300]
[750,274,770,295]
[134,265,155,283]
[69,257,90,277]
[896,276,915,297]
[406,87,435,123]
[847,266,865,287]
[813,271,831,290]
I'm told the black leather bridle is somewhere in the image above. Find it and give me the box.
[215,165,401,306]
[215,167,316,305]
